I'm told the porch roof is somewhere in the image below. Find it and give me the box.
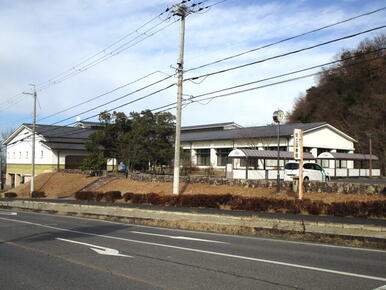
[228,149,315,160]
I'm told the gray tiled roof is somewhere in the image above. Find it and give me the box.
[24,124,97,139]
[43,142,87,151]
[230,149,315,160]
[181,122,326,142]
[181,122,241,131]
[318,152,379,160]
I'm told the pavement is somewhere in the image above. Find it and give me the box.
[0,209,385,289]
[0,198,385,243]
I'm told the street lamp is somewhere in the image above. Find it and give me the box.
[273,109,285,193]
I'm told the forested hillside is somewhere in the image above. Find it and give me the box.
[288,34,385,173]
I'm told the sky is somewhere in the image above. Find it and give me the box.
[0,0,385,133]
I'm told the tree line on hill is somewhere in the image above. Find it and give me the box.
[288,33,386,174]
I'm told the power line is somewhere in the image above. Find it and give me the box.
[36,6,173,90]
[49,75,175,126]
[8,82,176,145]
[185,6,386,73]
[153,50,385,113]
[185,25,386,81]
[37,70,173,122]
[37,18,178,91]
[0,95,25,113]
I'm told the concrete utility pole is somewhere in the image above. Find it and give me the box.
[273,110,284,193]
[172,3,190,195]
[369,134,372,178]
[23,84,37,196]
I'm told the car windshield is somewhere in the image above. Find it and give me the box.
[285,163,299,170]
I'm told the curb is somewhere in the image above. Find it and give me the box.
[1,200,385,248]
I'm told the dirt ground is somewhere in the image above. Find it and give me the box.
[4,173,385,203]
[97,178,386,203]
[7,172,98,198]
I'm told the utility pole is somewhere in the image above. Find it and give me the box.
[23,84,37,196]
[172,3,190,195]
[273,110,284,193]
[369,134,372,178]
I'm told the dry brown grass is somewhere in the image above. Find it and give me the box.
[5,173,385,204]
[8,172,98,199]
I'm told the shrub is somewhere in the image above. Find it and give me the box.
[4,192,17,198]
[103,191,122,203]
[117,191,386,219]
[31,191,46,198]
[75,191,99,201]
[123,192,134,202]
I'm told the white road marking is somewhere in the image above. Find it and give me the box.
[56,238,132,257]
[0,211,17,216]
[14,209,386,253]
[1,216,385,282]
[130,231,228,244]
[373,285,386,290]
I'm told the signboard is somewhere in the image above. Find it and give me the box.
[293,129,303,160]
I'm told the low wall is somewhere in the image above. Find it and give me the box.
[56,168,107,176]
[127,173,386,195]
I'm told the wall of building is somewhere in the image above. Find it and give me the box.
[182,137,289,169]
[182,126,356,171]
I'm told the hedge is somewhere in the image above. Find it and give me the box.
[75,191,386,218]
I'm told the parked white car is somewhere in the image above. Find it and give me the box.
[284,162,330,182]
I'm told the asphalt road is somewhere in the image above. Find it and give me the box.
[0,209,385,290]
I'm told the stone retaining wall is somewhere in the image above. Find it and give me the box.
[127,173,386,195]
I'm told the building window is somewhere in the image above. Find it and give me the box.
[13,152,15,159]
[19,152,22,159]
[181,149,191,164]
[337,160,347,168]
[26,151,29,159]
[196,149,210,166]
[216,148,232,166]
[40,150,44,159]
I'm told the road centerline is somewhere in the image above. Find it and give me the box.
[130,230,228,243]
[1,216,385,282]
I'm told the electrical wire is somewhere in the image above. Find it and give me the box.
[37,70,173,122]
[185,25,386,81]
[153,50,385,113]
[185,6,386,73]
[37,18,178,91]
[7,82,176,145]
[36,5,173,90]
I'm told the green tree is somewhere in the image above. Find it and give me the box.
[83,110,175,172]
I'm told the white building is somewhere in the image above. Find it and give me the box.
[181,122,379,178]
[2,121,379,188]
[2,122,103,188]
